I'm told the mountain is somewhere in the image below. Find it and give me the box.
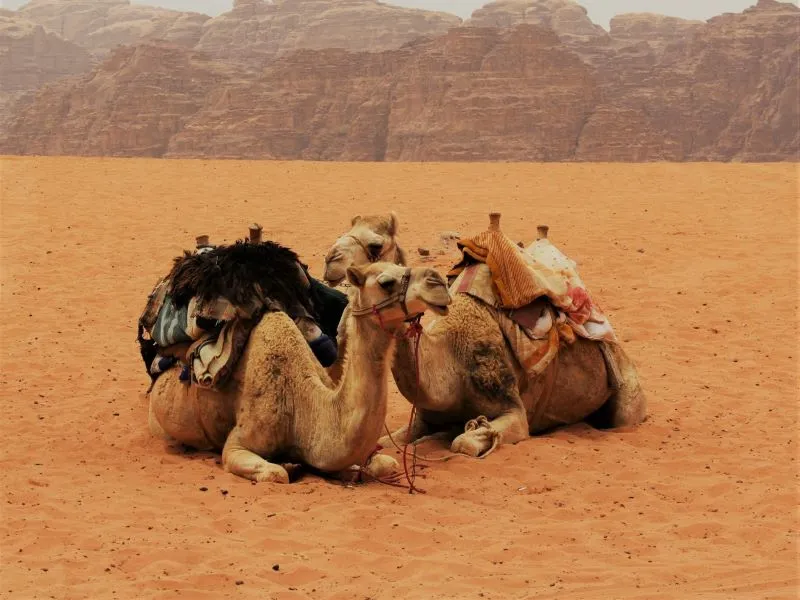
[1,0,797,161]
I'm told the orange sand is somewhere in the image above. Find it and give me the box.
[1,157,797,599]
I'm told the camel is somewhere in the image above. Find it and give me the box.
[147,262,452,484]
[323,214,647,458]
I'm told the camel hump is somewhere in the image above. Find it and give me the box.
[138,238,347,390]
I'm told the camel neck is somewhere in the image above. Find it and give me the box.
[316,314,395,470]
[392,327,429,406]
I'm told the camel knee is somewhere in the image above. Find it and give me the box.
[612,388,647,428]
[222,429,290,484]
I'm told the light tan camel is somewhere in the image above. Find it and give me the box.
[147,262,452,483]
[323,215,647,458]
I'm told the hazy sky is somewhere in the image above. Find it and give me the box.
[1,0,783,28]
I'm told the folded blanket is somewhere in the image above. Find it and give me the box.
[449,229,542,310]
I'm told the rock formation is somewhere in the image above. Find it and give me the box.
[169,25,599,160]
[0,43,242,156]
[194,0,462,66]
[15,0,209,56]
[574,0,799,161]
[0,9,94,130]
[1,0,797,161]
[467,0,605,43]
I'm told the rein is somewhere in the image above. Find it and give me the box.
[349,267,426,494]
[349,269,412,319]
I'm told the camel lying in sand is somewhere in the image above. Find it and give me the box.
[148,262,452,483]
[323,215,647,458]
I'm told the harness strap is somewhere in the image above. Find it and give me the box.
[350,269,415,319]
[347,235,396,263]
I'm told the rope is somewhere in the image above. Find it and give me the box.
[463,416,501,459]
[401,315,426,494]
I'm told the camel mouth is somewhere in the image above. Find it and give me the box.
[324,276,345,288]
[428,303,449,316]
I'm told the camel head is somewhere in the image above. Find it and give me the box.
[346,262,451,327]
[323,213,406,286]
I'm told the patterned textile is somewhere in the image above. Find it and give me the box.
[447,232,622,385]
[448,229,546,310]
[448,232,617,342]
[189,318,254,390]
[138,260,347,391]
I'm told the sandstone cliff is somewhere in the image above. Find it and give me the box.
[194,0,462,65]
[0,43,242,156]
[466,0,605,43]
[169,25,598,160]
[575,0,799,161]
[0,10,94,130]
[1,0,797,162]
[15,0,209,56]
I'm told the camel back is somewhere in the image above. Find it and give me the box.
[138,239,347,390]
[447,216,618,383]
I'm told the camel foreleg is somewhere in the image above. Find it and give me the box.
[378,411,433,449]
[222,427,289,484]
[450,407,529,458]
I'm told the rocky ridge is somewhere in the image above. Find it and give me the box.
[1,0,797,161]
[0,9,94,130]
[194,0,462,65]
[14,0,210,56]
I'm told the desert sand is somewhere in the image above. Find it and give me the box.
[1,156,797,599]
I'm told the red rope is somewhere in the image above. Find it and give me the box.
[401,316,426,494]
[363,307,426,494]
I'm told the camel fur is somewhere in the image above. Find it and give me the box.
[323,215,647,458]
[147,262,452,484]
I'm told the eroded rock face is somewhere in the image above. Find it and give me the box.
[0,10,94,131]
[194,0,462,65]
[0,43,242,156]
[169,25,598,160]
[575,0,799,161]
[0,10,94,93]
[467,0,606,42]
[1,0,797,162]
[16,0,209,56]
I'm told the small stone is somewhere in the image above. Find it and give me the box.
[199,486,208,492]
[272,564,280,571]
[417,247,430,256]
[235,580,244,585]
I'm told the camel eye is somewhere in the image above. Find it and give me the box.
[325,248,342,262]
[367,243,383,259]
[378,278,395,290]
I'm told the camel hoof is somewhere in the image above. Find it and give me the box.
[254,465,290,484]
[451,429,496,458]
[364,453,400,479]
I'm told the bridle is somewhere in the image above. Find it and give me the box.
[346,235,396,263]
[349,268,414,321]
[347,265,427,494]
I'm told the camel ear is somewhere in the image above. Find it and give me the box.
[350,214,362,226]
[387,211,399,236]
[346,266,367,288]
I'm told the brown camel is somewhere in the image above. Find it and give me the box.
[147,262,452,483]
[323,214,647,458]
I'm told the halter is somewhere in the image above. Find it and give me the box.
[346,235,396,263]
[350,268,413,320]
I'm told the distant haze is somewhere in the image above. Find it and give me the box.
[0,0,778,28]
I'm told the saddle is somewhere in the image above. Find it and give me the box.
[138,240,348,391]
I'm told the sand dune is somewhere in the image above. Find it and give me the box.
[1,157,797,599]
